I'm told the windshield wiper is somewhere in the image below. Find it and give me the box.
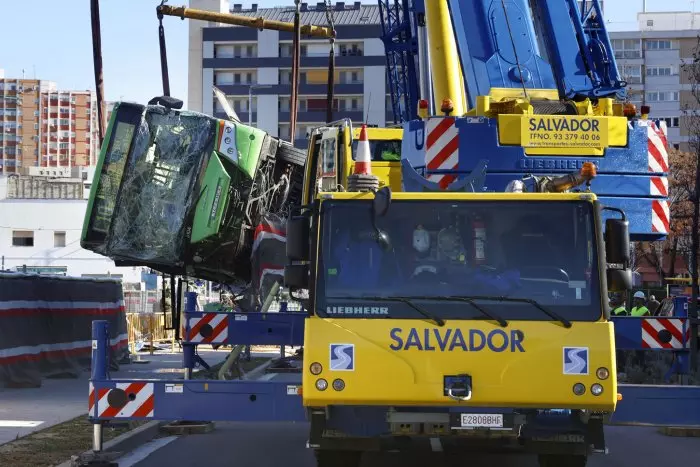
[406,295,508,327]
[448,295,572,328]
[327,296,445,327]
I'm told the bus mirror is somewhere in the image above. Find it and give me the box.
[286,215,310,261]
[284,264,309,289]
[607,269,632,293]
[604,217,630,265]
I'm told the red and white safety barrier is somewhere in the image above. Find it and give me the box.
[641,318,689,349]
[89,381,154,418]
[425,117,459,189]
[647,121,669,174]
[651,199,670,234]
[187,313,229,344]
[650,176,668,197]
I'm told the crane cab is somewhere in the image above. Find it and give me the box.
[302,119,404,204]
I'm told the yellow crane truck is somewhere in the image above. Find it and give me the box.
[283,125,631,467]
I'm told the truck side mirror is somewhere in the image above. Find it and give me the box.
[604,215,632,293]
[286,214,310,261]
[607,269,632,293]
[604,218,630,265]
[284,264,309,289]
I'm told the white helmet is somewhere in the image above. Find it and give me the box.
[412,225,430,254]
[633,291,645,299]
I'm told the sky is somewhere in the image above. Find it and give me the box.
[0,0,697,105]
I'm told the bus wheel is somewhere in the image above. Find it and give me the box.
[538,454,587,467]
[314,449,362,467]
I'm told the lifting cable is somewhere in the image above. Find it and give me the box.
[157,0,172,97]
[500,0,529,100]
[90,0,106,146]
[289,0,301,143]
[324,0,337,124]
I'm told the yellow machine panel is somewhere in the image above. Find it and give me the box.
[302,318,617,411]
[498,114,629,156]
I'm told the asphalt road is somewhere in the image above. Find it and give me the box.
[129,423,700,467]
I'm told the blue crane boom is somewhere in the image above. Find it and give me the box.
[378,0,421,123]
[447,0,625,107]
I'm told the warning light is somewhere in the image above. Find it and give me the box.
[580,162,597,180]
[641,105,651,120]
[353,124,372,176]
[417,99,429,119]
[623,103,637,118]
[441,98,454,115]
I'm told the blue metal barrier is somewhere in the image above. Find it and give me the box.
[183,311,305,347]
[614,384,700,427]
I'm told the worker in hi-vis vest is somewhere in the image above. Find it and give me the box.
[630,291,650,317]
[610,295,627,316]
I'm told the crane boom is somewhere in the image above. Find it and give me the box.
[157,5,334,38]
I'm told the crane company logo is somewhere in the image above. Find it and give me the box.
[563,347,589,375]
[326,306,389,315]
[389,328,525,353]
[330,344,355,371]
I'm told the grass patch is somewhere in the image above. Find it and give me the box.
[0,416,147,467]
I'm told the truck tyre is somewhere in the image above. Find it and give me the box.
[314,449,362,467]
[276,141,306,167]
[538,454,587,467]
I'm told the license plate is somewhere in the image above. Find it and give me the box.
[460,413,504,428]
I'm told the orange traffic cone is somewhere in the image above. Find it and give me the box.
[354,124,372,175]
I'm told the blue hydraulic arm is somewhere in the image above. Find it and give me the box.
[378,0,421,123]
[531,0,627,100]
[446,0,625,107]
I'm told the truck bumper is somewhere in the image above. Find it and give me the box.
[308,406,606,456]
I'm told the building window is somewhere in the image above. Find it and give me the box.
[658,117,680,127]
[647,20,654,27]
[646,39,673,50]
[54,231,66,247]
[621,65,642,84]
[279,96,291,111]
[279,70,292,84]
[646,66,675,77]
[338,42,364,56]
[611,39,641,59]
[12,231,34,247]
[646,91,679,102]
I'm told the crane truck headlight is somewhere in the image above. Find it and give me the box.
[591,384,604,396]
[573,383,586,396]
[332,379,345,391]
[315,379,328,391]
[310,362,323,375]
[596,367,610,380]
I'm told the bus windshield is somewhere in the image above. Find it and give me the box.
[317,199,602,322]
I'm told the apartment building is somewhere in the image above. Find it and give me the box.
[188,1,387,147]
[611,11,700,152]
[0,71,99,175]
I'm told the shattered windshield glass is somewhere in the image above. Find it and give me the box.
[105,108,215,264]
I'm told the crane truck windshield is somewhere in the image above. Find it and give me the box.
[318,200,602,322]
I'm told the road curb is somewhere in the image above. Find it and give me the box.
[658,426,700,437]
[55,420,164,467]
